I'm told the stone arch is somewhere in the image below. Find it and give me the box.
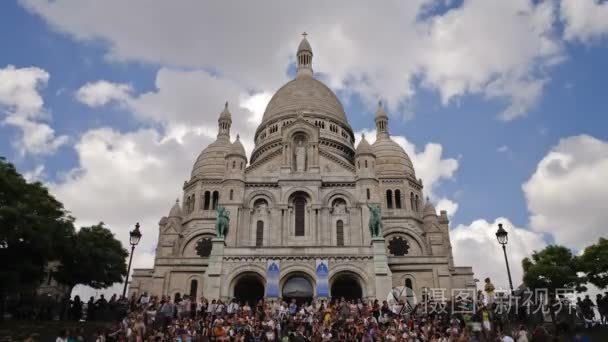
[328,264,373,298]
[382,227,428,255]
[225,263,267,298]
[322,189,356,208]
[282,186,317,205]
[279,265,317,297]
[186,274,204,299]
[282,121,319,144]
[279,264,317,285]
[180,231,215,256]
[245,189,277,209]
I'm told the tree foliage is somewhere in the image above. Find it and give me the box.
[579,237,608,289]
[0,157,128,296]
[55,223,128,290]
[0,157,74,293]
[522,245,586,295]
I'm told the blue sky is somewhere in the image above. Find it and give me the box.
[1,0,607,290]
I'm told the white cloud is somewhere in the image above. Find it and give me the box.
[50,127,211,271]
[20,0,564,120]
[0,65,68,155]
[497,145,510,153]
[451,217,546,290]
[75,80,132,107]
[561,0,608,43]
[522,135,608,250]
[436,198,458,217]
[76,68,267,157]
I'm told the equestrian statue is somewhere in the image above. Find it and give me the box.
[215,206,230,238]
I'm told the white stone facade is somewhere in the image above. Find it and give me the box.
[129,36,474,302]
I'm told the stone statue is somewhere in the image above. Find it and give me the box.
[215,206,230,238]
[295,140,306,171]
[367,203,382,237]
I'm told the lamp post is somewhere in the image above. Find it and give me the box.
[122,223,142,298]
[495,223,514,294]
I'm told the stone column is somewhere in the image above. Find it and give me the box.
[371,237,392,300]
[203,238,226,299]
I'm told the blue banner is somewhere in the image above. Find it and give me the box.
[315,259,329,298]
[266,260,280,297]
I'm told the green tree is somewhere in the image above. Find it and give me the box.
[0,157,74,293]
[522,245,586,326]
[522,245,586,294]
[579,237,608,289]
[54,223,128,295]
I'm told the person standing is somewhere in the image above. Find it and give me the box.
[484,278,495,306]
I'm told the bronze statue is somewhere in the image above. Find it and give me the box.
[215,206,230,238]
[367,203,382,237]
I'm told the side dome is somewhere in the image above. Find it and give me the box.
[355,134,374,156]
[372,138,415,177]
[191,137,231,178]
[227,135,246,158]
[260,76,349,128]
[423,199,437,217]
[169,199,182,218]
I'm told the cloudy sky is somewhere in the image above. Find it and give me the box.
[1,0,607,295]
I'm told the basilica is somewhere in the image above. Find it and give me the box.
[129,35,474,304]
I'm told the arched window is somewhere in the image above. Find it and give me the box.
[358,161,360,169]
[415,195,419,211]
[232,161,236,169]
[256,221,264,247]
[185,196,190,213]
[212,191,219,210]
[405,278,413,290]
[190,280,198,299]
[386,190,393,209]
[203,191,211,210]
[395,190,402,209]
[365,160,368,168]
[366,188,371,200]
[336,220,344,246]
[294,193,306,236]
[240,162,243,170]
[229,189,234,200]
[410,192,415,211]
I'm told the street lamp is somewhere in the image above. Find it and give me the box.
[122,223,142,298]
[495,223,514,294]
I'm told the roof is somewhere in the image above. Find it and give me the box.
[372,137,415,177]
[169,199,182,218]
[228,135,247,158]
[191,136,231,178]
[260,76,349,128]
[355,134,375,156]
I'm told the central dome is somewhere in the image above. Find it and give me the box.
[260,76,349,128]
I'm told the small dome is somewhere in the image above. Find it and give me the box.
[169,199,182,218]
[297,35,312,54]
[191,137,231,178]
[375,101,388,119]
[219,101,231,121]
[355,134,375,156]
[423,199,437,217]
[159,216,168,225]
[372,137,415,177]
[228,135,247,158]
[260,76,349,128]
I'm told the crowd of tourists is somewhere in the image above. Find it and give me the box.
[50,281,606,342]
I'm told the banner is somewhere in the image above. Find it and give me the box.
[315,259,329,298]
[266,260,280,297]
